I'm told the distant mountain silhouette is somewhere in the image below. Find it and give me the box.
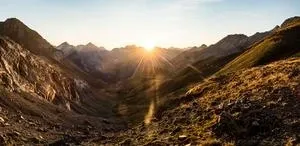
[57,44,183,82]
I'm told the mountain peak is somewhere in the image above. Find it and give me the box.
[57,42,74,50]
[226,34,248,39]
[281,16,300,28]
[60,41,70,46]
[200,44,207,48]
[0,17,54,57]
[86,42,98,48]
[216,34,248,45]
[74,42,106,51]
[87,42,95,45]
[4,18,24,25]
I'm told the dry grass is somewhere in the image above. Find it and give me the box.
[106,58,300,145]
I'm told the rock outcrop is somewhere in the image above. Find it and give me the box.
[0,36,113,116]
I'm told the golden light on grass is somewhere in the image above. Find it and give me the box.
[144,101,155,125]
[144,78,161,125]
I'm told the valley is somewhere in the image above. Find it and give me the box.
[0,16,299,145]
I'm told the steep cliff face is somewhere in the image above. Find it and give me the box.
[0,36,113,116]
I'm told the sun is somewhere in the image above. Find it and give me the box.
[142,41,156,52]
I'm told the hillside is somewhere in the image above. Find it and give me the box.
[0,18,108,88]
[108,17,300,126]
[0,36,125,145]
[106,58,300,145]
[158,53,241,95]
[0,15,299,145]
[171,32,271,71]
[218,16,300,75]
[0,36,115,117]
[151,30,272,96]
[158,16,299,97]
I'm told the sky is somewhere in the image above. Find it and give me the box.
[0,0,299,49]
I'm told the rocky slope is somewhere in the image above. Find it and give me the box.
[0,36,115,116]
[0,86,121,145]
[0,18,107,90]
[0,36,124,145]
[107,58,300,145]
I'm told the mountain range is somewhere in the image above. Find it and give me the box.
[0,16,299,145]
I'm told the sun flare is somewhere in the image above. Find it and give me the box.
[142,41,156,52]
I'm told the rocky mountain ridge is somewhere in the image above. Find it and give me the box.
[171,31,272,71]
[0,18,55,58]
[0,16,299,145]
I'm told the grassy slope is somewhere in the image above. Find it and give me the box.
[106,58,300,145]
[158,53,241,95]
[113,53,241,125]
[217,20,300,75]
[114,31,269,124]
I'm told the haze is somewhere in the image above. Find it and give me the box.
[1,0,299,49]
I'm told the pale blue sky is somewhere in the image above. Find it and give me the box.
[0,0,299,49]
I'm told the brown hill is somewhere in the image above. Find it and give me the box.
[108,58,300,145]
